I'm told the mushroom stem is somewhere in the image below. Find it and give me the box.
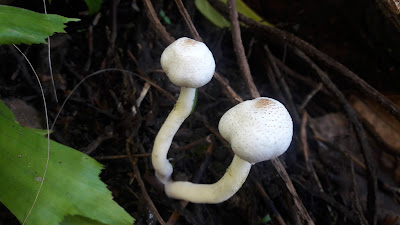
[152,87,196,184]
[165,155,252,203]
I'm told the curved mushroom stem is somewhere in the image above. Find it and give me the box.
[165,155,252,203]
[152,87,196,184]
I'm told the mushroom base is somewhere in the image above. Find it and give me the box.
[165,155,251,203]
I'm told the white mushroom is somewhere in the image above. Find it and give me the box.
[152,37,215,184]
[165,97,293,203]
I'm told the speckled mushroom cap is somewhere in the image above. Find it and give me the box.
[161,37,215,88]
[218,97,293,164]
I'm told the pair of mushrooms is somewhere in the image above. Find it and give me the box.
[152,37,293,204]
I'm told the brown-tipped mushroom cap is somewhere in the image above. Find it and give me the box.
[160,37,215,88]
[218,97,293,164]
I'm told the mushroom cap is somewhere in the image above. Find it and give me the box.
[161,37,215,88]
[218,97,293,164]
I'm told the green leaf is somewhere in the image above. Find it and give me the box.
[195,0,230,28]
[0,100,134,225]
[60,215,108,225]
[221,0,274,27]
[84,0,102,14]
[159,10,171,25]
[25,127,53,136]
[0,5,79,45]
[195,0,273,28]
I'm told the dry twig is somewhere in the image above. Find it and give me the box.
[272,158,315,225]
[255,181,287,225]
[227,0,260,99]
[174,0,202,41]
[101,0,119,69]
[350,162,369,225]
[126,134,166,225]
[142,0,174,44]
[264,45,300,123]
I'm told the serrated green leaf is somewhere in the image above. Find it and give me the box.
[0,100,134,225]
[84,0,102,14]
[0,5,79,45]
[195,0,273,28]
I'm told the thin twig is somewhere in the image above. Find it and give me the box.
[298,83,323,111]
[109,89,125,114]
[255,181,287,225]
[271,158,315,225]
[133,164,166,224]
[300,112,336,220]
[133,163,166,225]
[174,0,202,41]
[142,0,175,44]
[84,13,102,71]
[172,134,214,151]
[350,161,369,225]
[9,46,41,94]
[84,133,114,155]
[101,0,119,69]
[274,58,330,96]
[263,59,285,101]
[227,0,260,99]
[264,44,300,123]
[300,112,311,171]
[194,112,227,145]
[126,135,166,225]
[213,72,243,103]
[300,112,329,193]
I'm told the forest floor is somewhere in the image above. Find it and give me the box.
[1,0,400,224]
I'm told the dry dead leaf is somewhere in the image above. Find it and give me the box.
[309,113,350,142]
[350,95,400,153]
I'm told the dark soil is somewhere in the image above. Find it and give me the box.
[1,0,400,225]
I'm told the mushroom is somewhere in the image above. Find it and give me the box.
[152,37,216,184]
[165,97,293,203]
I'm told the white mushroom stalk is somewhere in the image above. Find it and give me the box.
[165,97,293,203]
[152,37,215,184]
